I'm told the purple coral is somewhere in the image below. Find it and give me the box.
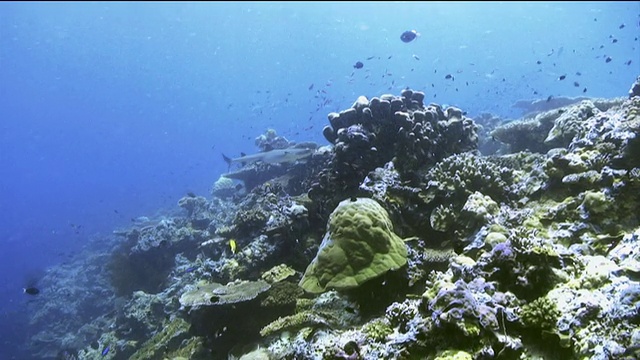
[492,241,515,260]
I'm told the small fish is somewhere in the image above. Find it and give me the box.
[353,61,363,69]
[24,287,40,296]
[536,60,542,64]
[625,60,632,66]
[187,192,196,198]
[573,81,580,87]
[366,56,375,60]
[605,56,612,63]
[583,88,587,93]
[308,83,314,90]
[400,30,419,43]
[558,75,566,80]
[101,345,110,356]
[612,39,618,43]
[229,239,237,254]
[412,54,420,60]
[619,24,625,29]
[546,95,554,102]
[444,74,454,80]
[576,71,582,76]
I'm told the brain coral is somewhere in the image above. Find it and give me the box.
[299,197,408,293]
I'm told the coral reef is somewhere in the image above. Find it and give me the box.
[309,89,478,220]
[255,128,293,151]
[27,81,640,360]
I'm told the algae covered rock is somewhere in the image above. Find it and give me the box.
[299,197,408,293]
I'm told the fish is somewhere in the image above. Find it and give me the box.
[229,239,237,254]
[444,74,454,80]
[558,75,566,80]
[24,287,40,295]
[412,54,420,60]
[101,345,110,356]
[605,56,612,63]
[573,81,580,87]
[222,147,315,167]
[353,61,364,69]
[400,30,419,43]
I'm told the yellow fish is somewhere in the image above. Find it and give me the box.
[229,239,237,254]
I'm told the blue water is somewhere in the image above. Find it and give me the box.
[0,2,638,358]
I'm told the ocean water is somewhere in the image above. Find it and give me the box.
[0,2,638,359]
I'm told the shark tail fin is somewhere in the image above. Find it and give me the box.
[222,153,232,169]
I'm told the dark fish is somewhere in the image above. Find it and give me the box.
[536,60,542,64]
[412,54,420,60]
[625,60,632,66]
[400,30,418,43]
[605,56,612,63]
[366,56,375,60]
[308,83,314,90]
[583,88,587,93]
[353,61,364,69]
[558,75,566,80]
[24,287,40,296]
[573,81,580,87]
[546,95,554,102]
[612,39,618,43]
[187,192,196,198]
[444,74,454,80]
[101,345,110,356]
[576,71,582,76]
[619,24,625,29]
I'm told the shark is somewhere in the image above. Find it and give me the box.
[222,147,315,168]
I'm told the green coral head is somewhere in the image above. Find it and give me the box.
[299,197,408,293]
